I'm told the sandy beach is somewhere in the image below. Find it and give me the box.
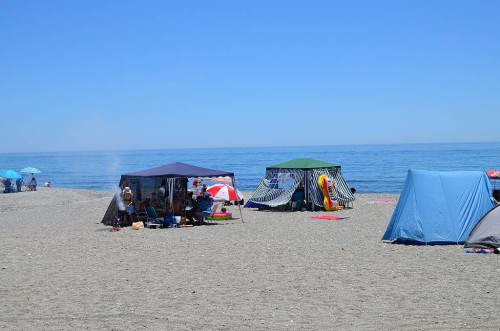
[1,188,499,330]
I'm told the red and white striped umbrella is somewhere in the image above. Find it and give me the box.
[487,170,500,179]
[206,184,244,201]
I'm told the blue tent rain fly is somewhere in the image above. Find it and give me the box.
[382,169,494,245]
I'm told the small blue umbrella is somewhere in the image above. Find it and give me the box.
[20,167,41,174]
[0,169,22,179]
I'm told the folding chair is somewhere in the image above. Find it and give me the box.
[144,205,164,228]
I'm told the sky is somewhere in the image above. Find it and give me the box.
[1,0,499,153]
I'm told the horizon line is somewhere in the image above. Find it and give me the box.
[1,140,499,155]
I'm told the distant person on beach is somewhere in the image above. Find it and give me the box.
[44,181,51,187]
[28,177,37,191]
[16,177,23,192]
[3,178,14,193]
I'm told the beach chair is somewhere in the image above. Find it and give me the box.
[210,202,220,217]
[191,199,218,225]
[197,202,222,223]
[135,208,148,223]
[144,205,164,227]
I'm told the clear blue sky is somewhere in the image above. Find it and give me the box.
[1,0,499,153]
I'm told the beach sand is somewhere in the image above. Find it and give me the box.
[1,188,499,330]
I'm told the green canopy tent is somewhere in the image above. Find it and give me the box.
[267,158,340,170]
[245,158,355,210]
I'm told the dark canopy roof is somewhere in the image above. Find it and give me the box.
[122,162,234,179]
[267,158,340,170]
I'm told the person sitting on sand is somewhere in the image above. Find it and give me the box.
[28,177,37,191]
[3,178,14,193]
[44,181,51,187]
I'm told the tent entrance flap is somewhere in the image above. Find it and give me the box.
[249,169,303,207]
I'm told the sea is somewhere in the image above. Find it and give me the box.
[1,142,500,194]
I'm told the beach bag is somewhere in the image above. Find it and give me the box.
[131,221,144,230]
[163,213,176,227]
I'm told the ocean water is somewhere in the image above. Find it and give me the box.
[1,142,500,193]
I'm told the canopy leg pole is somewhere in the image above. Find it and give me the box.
[306,171,311,211]
[232,177,244,223]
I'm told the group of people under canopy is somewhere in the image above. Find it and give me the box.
[101,162,242,227]
[116,181,216,227]
[2,177,38,193]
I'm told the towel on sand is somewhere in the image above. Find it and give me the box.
[311,216,349,221]
[368,200,395,204]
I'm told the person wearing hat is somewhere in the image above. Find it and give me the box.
[120,187,135,226]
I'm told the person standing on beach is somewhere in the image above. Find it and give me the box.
[120,187,135,226]
[16,177,23,192]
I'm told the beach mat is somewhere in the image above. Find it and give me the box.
[311,216,350,221]
[368,200,396,204]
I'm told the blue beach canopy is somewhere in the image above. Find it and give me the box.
[0,169,22,180]
[382,169,494,245]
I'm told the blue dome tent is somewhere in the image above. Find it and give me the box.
[382,169,494,245]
